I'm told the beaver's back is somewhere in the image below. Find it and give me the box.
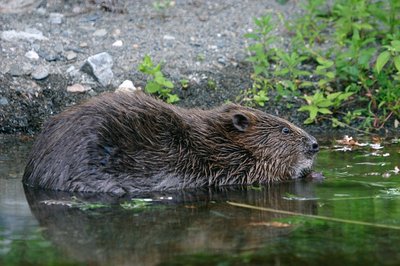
[22,92,186,194]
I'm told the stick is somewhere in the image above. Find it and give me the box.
[226,201,400,230]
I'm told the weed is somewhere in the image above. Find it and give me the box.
[138,55,179,104]
[245,0,400,129]
[180,78,189,89]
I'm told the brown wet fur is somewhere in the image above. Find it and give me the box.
[23,92,319,195]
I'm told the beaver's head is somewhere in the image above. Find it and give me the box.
[215,105,319,183]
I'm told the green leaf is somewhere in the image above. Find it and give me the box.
[167,94,180,104]
[376,51,391,74]
[391,40,400,52]
[304,117,315,124]
[394,56,400,73]
[244,33,260,40]
[318,108,332,114]
[145,82,160,94]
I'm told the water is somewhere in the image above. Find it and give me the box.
[1,135,400,266]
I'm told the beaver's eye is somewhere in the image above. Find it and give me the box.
[281,127,290,134]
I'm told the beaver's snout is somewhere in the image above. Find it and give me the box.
[304,137,319,155]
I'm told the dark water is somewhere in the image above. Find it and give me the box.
[1,135,400,266]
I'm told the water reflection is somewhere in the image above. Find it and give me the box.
[24,181,318,265]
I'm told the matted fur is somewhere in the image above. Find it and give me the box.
[23,92,318,194]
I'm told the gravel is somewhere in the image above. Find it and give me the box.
[0,0,376,136]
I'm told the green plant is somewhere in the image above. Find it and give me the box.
[298,91,353,124]
[180,78,189,89]
[245,0,400,129]
[245,15,276,77]
[138,55,179,104]
[153,0,174,11]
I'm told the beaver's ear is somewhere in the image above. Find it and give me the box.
[232,113,249,132]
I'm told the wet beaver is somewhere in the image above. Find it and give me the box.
[23,91,319,194]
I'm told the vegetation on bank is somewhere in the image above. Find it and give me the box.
[139,0,399,131]
[244,0,400,130]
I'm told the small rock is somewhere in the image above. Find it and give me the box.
[67,84,90,93]
[25,50,39,60]
[41,51,61,62]
[80,42,88,48]
[93,29,107,37]
[0,97,9,106]
[115,80,138,93]
[112,29,121,36]
[112,40,123,47]
[217,56,227,65]
[163,35,175,41]
[31,66,49,80]
[65,51,77,61]
[9,63,32,76]
[80,52,113,86]
[1,29,48,42]
[49,13,64,24]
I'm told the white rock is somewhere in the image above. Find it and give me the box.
[163,35,175,41]
[1,29,48,42]
[112,40,123,47]
[49,13,64,24]
[115,80,138,93]
[67,84,90,93]
[25,50,39,60]
[93,29,107,37]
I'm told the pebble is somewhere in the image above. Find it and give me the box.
[25,50,39,60]
[80,52,114,86]
[49,13,64,24]
[8,63,32,76]
[40,50,61,62]
[65,51,77,61]
[115,80,137,93]
[0,97,9,106]
[93,29,107,37]
[31,66,49,80]
[112,40,123,47]
[67,84,90,93]
[1,29,48,42]
[163,35,176,41]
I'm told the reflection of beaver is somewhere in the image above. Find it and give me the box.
[23,92,319,194]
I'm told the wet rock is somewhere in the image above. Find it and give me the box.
[80,52,113,86]
[25,50,39,60]
[0,97,9,106]
[49,13,64,24]
[67,84,90,93]
[31,66,49,80]
[1,29,48,42]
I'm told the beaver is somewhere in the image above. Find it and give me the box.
[23,91,319,194]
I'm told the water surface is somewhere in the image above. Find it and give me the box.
[1,135,400,265]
